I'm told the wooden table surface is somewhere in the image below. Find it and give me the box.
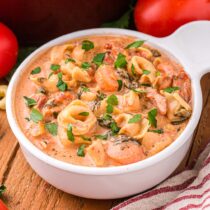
[0,73,210,210]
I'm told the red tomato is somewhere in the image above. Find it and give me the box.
[0,23,18,78]
[0,200,8,210]
[134,0,210,37]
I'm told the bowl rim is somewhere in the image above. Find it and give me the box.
[6,28,202,175]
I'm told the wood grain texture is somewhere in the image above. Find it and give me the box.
[0,73,210,210]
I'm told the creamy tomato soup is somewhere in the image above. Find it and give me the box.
[15,35,192,167]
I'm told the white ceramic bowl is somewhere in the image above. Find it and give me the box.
[6,21,210,199]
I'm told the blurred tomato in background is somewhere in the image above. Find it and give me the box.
[0,0,130,46]
[134,0,210,37]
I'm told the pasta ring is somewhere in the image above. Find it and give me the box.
[0,85,8,110]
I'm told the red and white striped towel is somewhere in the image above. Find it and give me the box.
[112,143,210,210]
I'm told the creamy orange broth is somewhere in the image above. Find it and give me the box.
[15,35,192,167]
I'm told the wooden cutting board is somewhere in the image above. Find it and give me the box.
[0,73,210,210]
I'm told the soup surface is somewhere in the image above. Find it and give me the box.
[15,35,192,167]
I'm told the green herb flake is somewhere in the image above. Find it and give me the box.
[117,80,123,91]
[45,123,58,136]
[81,86,90,92]
[50,64,60,71]
[65,58,76,64]
[30,108,43,123]
[141,83,151,87]
[155,71,161,77]
[128,114,142,124]
[23,96,37,107]
[148,129,164,134]
[148,108,158,128]
[31,67,41,75]
[106,104,113,114]
[164,86,180,93]
[132,89,147,94]
[95,133,108,140]
[77,144,86,157]
[81,136,91,141]
[107,94,118,106]
[110,122,120,135]
[92,53,106,67]
[142,69,151,75]
[125,40,145,49]
[0,185,6,197]
[131,64,136,76]
[67,124,74,142]
[79,112,89,116]
[114,53,127,69]
[48,72,54,79]
[82,40,94,51]
[56,72,68,91]
[81,62,91,69]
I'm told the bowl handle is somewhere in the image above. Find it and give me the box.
[157,21,210,79]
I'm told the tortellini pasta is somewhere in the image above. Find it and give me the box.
[0,85,7,110]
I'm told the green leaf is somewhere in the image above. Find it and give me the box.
[101,9,131,29]
[131,64,136,76]
[164,86,180,93]
[81,86,90,92]
[82,40,94,51]
[148,129,164,134]
[23,96,37,107]
[79,112,89,116]
[31,67,41,75]
[128,114,142,124]
[81,136,92,141]
[45,123,58,136]
[114,53,127,68]
[65,58,75,64]
[117,80,123,91]
[96,91,106,101]
[155,71,161,77]
[142,69,151,75]
[148,108,158,128]
[125,40,145,49]
[132,89,147,94]
[110,122,120,135]
[30,108,43,123]
[93,53,106,67]
[77,144,86,157]
[107,94,118,106]
[56,73,68,91]
[48,72,54,79]
[0,185,6,197]
[95,133,108,140]
[50,64,60,71]
[67,124,74,142]
[81,62,91,69]
[106,104,113,114]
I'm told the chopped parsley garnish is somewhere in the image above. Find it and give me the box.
[125,40,145,49]
[81,62,91,69]
[67,124,74,142]
[117,80,123,91]
[81,86,90,92]
[131,64,136,76]
[65,58,76,64]
[77,144,86,157]
[132,89,147,94]
[82,40,94,51]
[92,53,106,67]
[148,129,164,134]
[77,85,90,99]
[23,96,37,107]
[31,67,41,75]
[50,64,60,71]
[45,123,58,136]
[95,133,108,140]
[0,185,6,197]
[56,72,68,91]
[141,83,151,87]
[148,108,158,128]
[79,112,89,116]
[96,91,106,101]
[128,114,142,124]
[142,69,151,75]
[114,53,127,68]
[110,122,120,135]
[155,71,161,77]
[106,94,118,114]
[48,72,54,79]
[164,86,180,93]
[30,108,43,123]
[106,104,113,114]
[81,136,91,141]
